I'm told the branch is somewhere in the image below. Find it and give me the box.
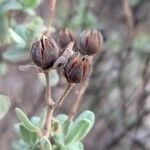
[69,80,89,120]
[43,71,55,137]
[54,83,74,108]
[48,0,57,32]
[122,0,134,31]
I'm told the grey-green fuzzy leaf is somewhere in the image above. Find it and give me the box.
[64,119,91,145]
[15,108,40,133]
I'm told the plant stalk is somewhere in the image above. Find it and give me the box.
[43,72,74,137]
[43,71,54,137]
[54,83,74,107]
[48,0,57,32]
[69,80,89,120]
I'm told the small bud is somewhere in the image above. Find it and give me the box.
[77,30,103,55]
[64,53,91,83]
[30,35,59,69]
[59,28,76,49]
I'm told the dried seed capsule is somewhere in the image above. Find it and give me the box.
[59,28,76,49]
[53,42,75,68]
[77,30,103,55]
[64,53,91,83]
[30,35,59,69]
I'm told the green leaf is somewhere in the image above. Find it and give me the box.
[56,114,68,125]
[0,63,7,75]
[0,0,22,13]
[53,133,64,147]
[62,142,84,150]
[25,17,46,40]
[19,0,41,9]
[8,28,25,45]
[14,123,21,136]
[15,108,40,133]
[20,124,38,144]
[64,119,91,145]
[38,70,59,87]
[38,107,47,128]
[12,25,26,41]
[0,13,11,44]
[63,119,73,135]
[31,116,40,126]
[2,47,29,63]
[74,110,95,127]
[12,139,29,150]
[0,94,10,119]
[40,136,52,150]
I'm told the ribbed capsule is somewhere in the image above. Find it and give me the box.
[59,28,76,49]
[77,30,103,56]
[30,35,59,69]
[64,53,91,83]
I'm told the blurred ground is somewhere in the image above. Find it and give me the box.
[0,0,150,149]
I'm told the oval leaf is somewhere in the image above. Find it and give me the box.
[38,107,47,128]
[31,116,40,126]
[20,0,41,8]
[56,114,69,125]
[62,142,84,150]
[63,119,73,135]
[14,123,21,136]
[8,28,25,45]
[15,108,40,132]
[20,124,38,144]
[40,136,52,150]
[2,47,29,63]
[74,110,95,127]
[64,119,91,145]
[0,95,10,119]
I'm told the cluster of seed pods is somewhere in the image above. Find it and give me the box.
[30,28,103,83]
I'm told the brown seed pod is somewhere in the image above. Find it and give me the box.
[30,35,59,69]
[64,52,91,83]
[59,28,76,49]
[77,30,103,56]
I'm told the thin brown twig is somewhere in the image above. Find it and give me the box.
[122,0,134,31]
[69,80,89,120]
[54,83,74,108]
[48,0,57,32]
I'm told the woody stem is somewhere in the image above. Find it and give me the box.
[48,0,57,32]
[69,80,89,120]
[43,71,54,137]
[54,83,75,108]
